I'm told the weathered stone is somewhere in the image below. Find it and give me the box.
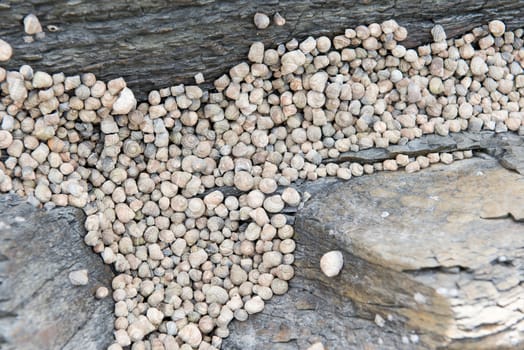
[499,144,524,175]
[1,1,522,98]
[0,194,114,350]
[294,157,524,349]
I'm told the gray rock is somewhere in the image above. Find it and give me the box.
[225,271,418,350]
[0,194,114,350]
[293,157,524,349]
[494,134,524,174]
[500,145,524,174]
[1,1,523,99]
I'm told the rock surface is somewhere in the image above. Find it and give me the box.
[293,156,524,349]
[0,194,114,350]
[1,1,524,98]
[224,273,420,349]
[326,131,524,165]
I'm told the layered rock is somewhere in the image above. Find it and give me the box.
[1,0,524,98]
[293,156,524,349]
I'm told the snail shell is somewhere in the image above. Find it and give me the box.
[123,140,142,158]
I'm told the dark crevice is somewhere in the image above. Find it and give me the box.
[402,265,471,276]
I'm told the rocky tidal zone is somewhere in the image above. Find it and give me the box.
[0,18,524,349]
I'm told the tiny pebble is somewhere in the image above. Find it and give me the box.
[254,13,270,29]
[307,342,326,350]
[112,87,136,114]
[375,314,385,327]
[244,296,265,314]
[194,72,205,84]
[489,20,505,37]
[69,269,89,286]
[178,323,202,348]
[273,12,286,26]
[0,39,13,61]
[95,286,110,299]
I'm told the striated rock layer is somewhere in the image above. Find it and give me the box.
[293,156,524,349]
[1,0,524,99]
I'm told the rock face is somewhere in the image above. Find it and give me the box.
[326,131,524,165]
[1,1,523,98]
[293,156,524,349]
[0,194,114,350]
[224,272,420,349]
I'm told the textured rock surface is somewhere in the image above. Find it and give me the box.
[327,131,524,165]
[1,1,524,98]
[0,194,114,350]
[294,156,524,349]
[223,274,419,349]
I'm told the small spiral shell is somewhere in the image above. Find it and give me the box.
[123,140,142,158]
